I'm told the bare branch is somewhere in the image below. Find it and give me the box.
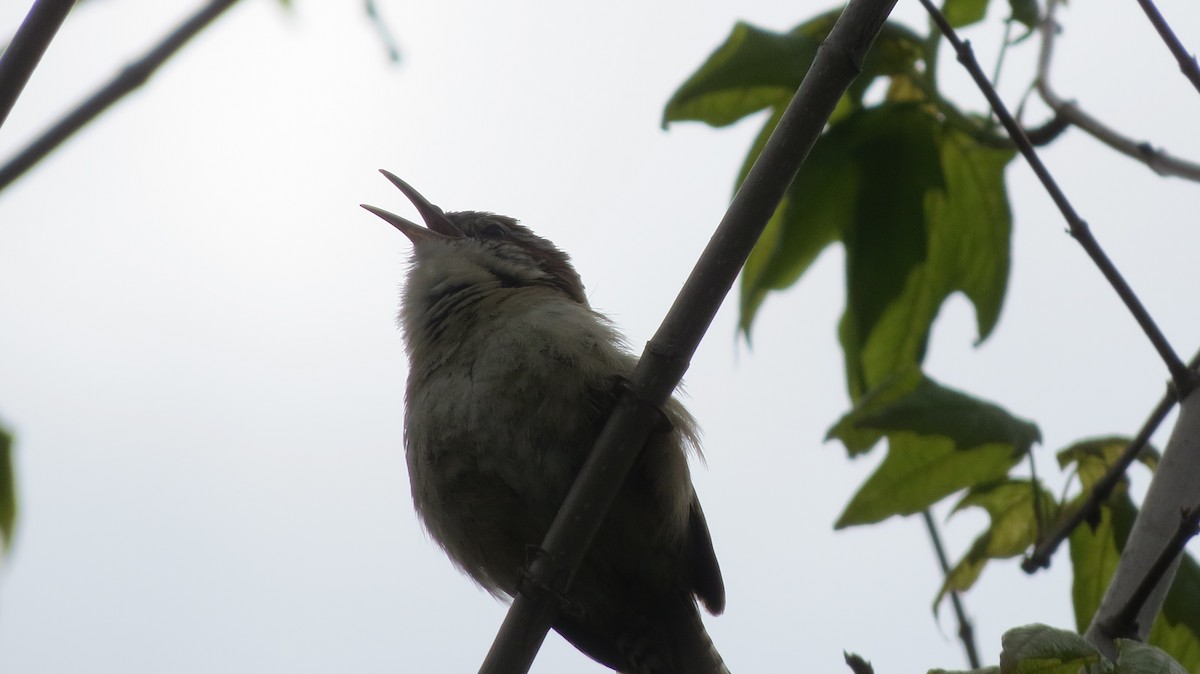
[919,0,1194,395]
[1036,0,1200,181]
[923,510,982,669]
[0,0,76,130]
[0,0,243,194]
[475,0,903,670]
[1134,0,1200,97]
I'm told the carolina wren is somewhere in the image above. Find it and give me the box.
[363,170,728,674]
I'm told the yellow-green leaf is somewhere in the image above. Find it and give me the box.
[835,434,1018,528]
[998,624,1110,674]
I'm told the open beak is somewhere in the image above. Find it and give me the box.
[360,170,463,243]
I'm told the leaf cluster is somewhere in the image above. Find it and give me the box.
[936,623,1191,674]
[664,2,1200,670]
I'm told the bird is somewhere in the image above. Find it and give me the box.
[362,170,728,674]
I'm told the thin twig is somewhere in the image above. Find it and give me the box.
[986,19,1013,125]
[476,0,903,671]
[0,0,242,194]
[1027,450,1046,535]
[0,0,76,130]
[1036,0,1200,181]
[363,0,400,63]
[1096,499,1200,640]
[1133,0,1200,97]
[923,510,982,669]
[1023,345,1200,572]
[919,0,1194,395]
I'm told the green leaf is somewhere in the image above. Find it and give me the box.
[830,370,1037,527]
[930,669,1001,674]
[943,0,990,28]
[1008,0,1039,29]
[1148,550,1200,672]
[835,434,1019,528]
[738,106,859,336]
[830,104,940,393]
[663,15,924,129]
[830,369,1036,527]
[662,21,820,129]
[1060,438,1145,631]
[924,121,1014,345]
[736,103,1014,396]
[998,624,1110,674]
[827,367,1039,458]
[1069,494,1200,670]
[835,105,943,396]
[1057,437,1159,488]
[935,480,1058,610]
[827,367,925,456]
[857,374,1039,454]
[828,371,1036,531]
[0,424,15,553]
[843,117,1014,398]
[1114,640,1189,674]
[1067,491,1136,633]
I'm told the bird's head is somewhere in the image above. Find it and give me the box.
[362,170,586,305]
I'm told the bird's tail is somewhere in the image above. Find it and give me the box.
[671,602,730,674]
[618,600,730,674]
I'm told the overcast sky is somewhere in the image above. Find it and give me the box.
[0,1,1198,673]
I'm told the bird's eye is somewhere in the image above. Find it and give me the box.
[479,221,510,239]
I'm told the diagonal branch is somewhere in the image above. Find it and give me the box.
[1036,0,1200,181]
[1133,0,1200,97]
[475,0,903,671]
[1024,390,1172,570]
[0,0,76,130]
[1022,347,1200,573]
[0,0,243,194]
[918,0,1195,396]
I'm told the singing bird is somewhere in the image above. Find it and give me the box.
[363,170,728,674]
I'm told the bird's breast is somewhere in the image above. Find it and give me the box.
[404,289,631,506]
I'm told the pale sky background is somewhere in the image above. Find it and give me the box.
[0,1,1198,673]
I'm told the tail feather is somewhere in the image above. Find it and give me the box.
[671,603,730,674]
[613,600,729,674]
